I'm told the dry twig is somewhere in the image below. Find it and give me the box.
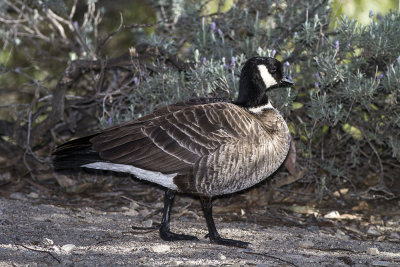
[15,243,61,263]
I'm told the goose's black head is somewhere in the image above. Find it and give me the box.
[236,57,294,108]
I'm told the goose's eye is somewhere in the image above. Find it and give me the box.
[269,66,277,73]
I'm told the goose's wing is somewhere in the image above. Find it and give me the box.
[89,102,253,174]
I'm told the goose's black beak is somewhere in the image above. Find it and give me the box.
[280,75,294,87]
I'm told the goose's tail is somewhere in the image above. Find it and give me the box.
[52,134,103,170]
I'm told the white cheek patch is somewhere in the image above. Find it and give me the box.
[257,65,278,88]
[82,162,178,190]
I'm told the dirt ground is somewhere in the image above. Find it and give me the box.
[0,178,399,267]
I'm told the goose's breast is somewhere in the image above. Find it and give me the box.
[195,129,290,196]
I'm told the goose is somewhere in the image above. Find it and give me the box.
[53,56,294,248]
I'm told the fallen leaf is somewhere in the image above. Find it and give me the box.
[342,123,362,139]
[324,211,341,219]
[292,102,303,109]
[54,174,76,188]
[284,137,296,176]
[352,201,371,211]
[286,204,319,215]
[333,188,349,197]
[61,244,77,253]
[363,173,380,186]
[339,213,362,220]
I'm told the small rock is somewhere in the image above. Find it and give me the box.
[367,227,381,236]
[42,238,54,247]
[307,225,319,231]
[129,202,139,209]
[335,229,350,240]
[367,247,380,255]
[139,208,151,217]
[219,253,226,260]
[298,240,314,248]
[338,256,354,265]
[151,244,170,253]
[61,244,77,253]
[125,209,139,216]
[27,192,39,199]
[376,235,386,242]
[0,172,11,182]
[170,260,183,266]
[143,219,153,228]
[371,260,392,266]
[9,192,27,201]
[389,232,400,240]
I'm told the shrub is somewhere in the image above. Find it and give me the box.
[0,0,398,200]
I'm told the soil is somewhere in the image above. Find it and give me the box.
[0,180,399,267]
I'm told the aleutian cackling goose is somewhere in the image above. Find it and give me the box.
[53,56,294,248]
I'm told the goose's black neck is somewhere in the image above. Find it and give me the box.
[235,68,269,108]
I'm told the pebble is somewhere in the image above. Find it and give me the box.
[125,209,139,216]
[335,229,350,241]
[307,225,319,231]
[367,227,381,236]
[298,240,314,248]
[27,192,39,199]
[0,172,11,182]
[41,238,54,247]
[143,219,153,228]
[9,192,27,201]
[376,235,386,242]
[61,244,77,253]
[129,202,139,209]
[371,260,395,266]
[151,244,170,253]
[367,247,380,255]
[219,253,226,260]
[389,232,400,240]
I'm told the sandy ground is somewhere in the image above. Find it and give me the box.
[0,192,399,267]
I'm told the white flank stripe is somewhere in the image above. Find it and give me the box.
[257,65,277,88]
[82,162,178,190]
[248,101,274,114]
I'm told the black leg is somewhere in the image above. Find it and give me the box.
[159,189,198,241]
[200,197,250,248]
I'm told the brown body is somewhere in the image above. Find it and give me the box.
[76,100,290,197]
